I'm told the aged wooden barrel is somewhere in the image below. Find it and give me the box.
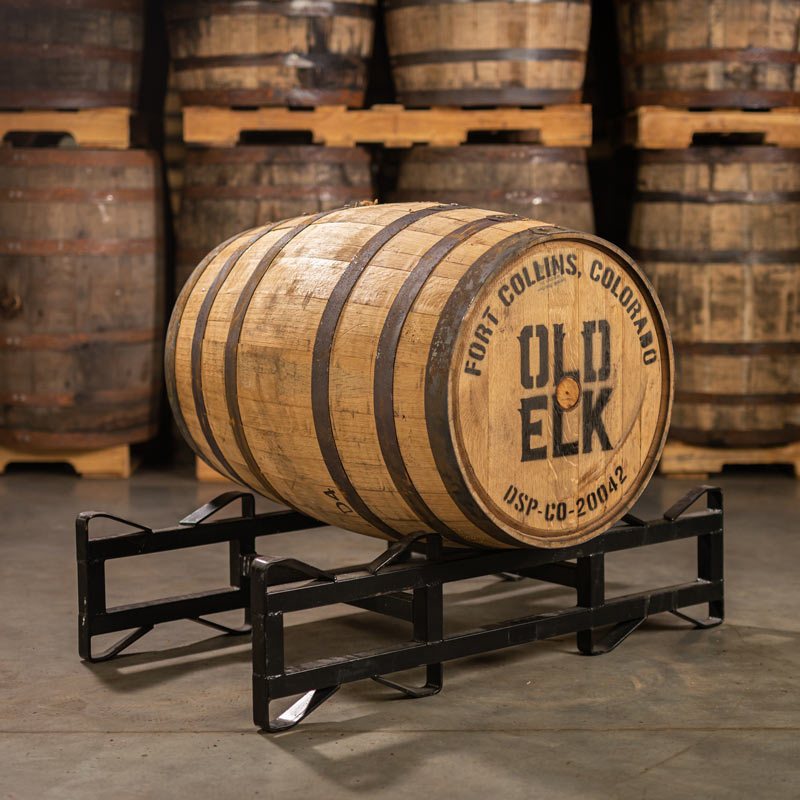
[0,149,165,449]
[629,147,800,447]
[167,202,672,548]
[616,0,800,109]
[165,0,377,107]
[0,0,145,110]
[392,146,595,233]
[176,145,374,290]
[384,0,591,106]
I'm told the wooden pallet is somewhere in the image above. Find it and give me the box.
[196,456,235,483]
[0,443,134,478]
[0,108,132,148]
[627,106,800,149]
[182,104,593,148]
[659,440,800,480]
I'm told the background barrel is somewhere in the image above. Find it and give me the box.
[165,0,378,107]
[629,147,800,447]
[384,0,591,106]
[616,0,800,109]
[0,148,165,450]
[392,146,595,232]
[167,202,672,549]
[176,145,374,290]
[0,0,145,110]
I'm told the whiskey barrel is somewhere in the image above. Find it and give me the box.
[384,0,591,106]
[392,146,595,233]
[167,202,672,548]
[0,0,145,110]
[616,0,800,109]
[165,0,377,107]
[629,147,800,446]
[176,145,374,290]
[0,149,165,449]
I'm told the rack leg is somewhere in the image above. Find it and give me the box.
[576,554,604,655]
[372,535,444,697]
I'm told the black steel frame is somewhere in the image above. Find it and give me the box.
[76,486,724,732]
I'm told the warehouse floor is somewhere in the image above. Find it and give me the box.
[1,466,798,799]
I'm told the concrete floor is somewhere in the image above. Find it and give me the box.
[0,465,798,799]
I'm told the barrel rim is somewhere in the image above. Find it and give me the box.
[427,229,674,548]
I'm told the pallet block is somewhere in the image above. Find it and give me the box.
[659,440,800,479]
[182,104,593,148]
[0,443,133,478]
[0,108,131,148]
[627,106,800,149]
[196,456,235,483]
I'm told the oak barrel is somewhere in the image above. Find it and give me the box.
[384,0,591,106]
[0,0,145,110]
[176,145,374,290]
[392,146,595,233]
[0,149,165,449]
[629,147,800,446]
[167,202,672,548]
[165,0,377,107]
[616,0,800,109]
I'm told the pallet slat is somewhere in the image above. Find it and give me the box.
[627,106,800,149]
[182,104,593,148]
[659,441,800,479]
[0,108,131,149]
[0,444,133,478]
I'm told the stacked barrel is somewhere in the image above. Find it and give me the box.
[164,0,377,292]
[618,0,800,451]
[385,0,595,229]
[0,0,165,472]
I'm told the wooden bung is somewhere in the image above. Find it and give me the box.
[166,203,672,549]
[392,145,595,233]
[0,148,165,450]
[384,0,591,106]
[165,0,377,107]
[0,0,145,110]
[176,145,374,291]
[616,0,800,109]
[630,147,800,447]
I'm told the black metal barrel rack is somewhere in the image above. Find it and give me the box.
[76,486,724,732]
